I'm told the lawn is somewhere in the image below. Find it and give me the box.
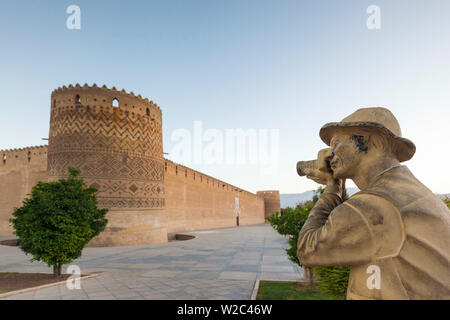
[256,281,336,300]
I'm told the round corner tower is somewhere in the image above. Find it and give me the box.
[47,84,166,246]
[256,190,281,219]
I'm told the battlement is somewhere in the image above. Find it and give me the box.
[256,190,280,218]
[0,85,269,244]
[51,84,162,119]
[0,145,48,154]
[0,145,48,170]
[256,190,280,198]
[164,159,258,198]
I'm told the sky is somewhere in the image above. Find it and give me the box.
[0,0,449,194]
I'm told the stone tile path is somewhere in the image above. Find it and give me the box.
[0,224,303,300]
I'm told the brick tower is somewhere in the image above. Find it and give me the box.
[256,190,281,219]
[47,84,166,246]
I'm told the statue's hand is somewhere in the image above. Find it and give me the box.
[302,148,334,185]
[303,148,346,198]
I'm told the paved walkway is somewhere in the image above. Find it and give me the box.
[0,224,303,300]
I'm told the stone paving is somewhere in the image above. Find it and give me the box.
[0,224,303,300]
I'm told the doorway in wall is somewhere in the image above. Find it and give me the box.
[235,197,240,226]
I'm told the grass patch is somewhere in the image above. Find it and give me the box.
[256,281,338,300]
[0,291,7,294]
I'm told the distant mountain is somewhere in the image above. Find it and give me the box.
[281,190,449,208]
[280,188,359,208]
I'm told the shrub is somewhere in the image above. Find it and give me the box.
[268,187,350,299]
[443,197,450,209]
[267,205,310,265]
[10,168,108,277]
[313,266,350,300]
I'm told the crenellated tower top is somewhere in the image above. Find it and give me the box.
[51,83,162,119]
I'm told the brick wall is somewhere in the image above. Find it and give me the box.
[0,150,269,240]
[164,160,265,234]
[0,152,270,247]
[256,190,281,219]
[0,146,48,235]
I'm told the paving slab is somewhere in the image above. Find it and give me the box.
[0,224,303,300]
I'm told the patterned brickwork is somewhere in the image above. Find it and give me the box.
[48,108,162,158]
[47,85,164,210]
[0,84,276,246]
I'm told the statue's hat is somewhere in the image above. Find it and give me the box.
[319,107,416,162]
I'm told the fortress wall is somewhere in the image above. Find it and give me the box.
[239,191,266,225]
[164,160,265,234]
[0,146,48,235]
[256,190,281,219]
[0,85,277,245]
[0,147,269,239]
[48,85,166,246]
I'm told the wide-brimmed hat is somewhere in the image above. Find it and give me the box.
[319,107,416,162]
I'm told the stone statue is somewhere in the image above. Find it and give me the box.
[296,107,450,300]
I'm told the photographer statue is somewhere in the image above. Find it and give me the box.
[297,107,450,300]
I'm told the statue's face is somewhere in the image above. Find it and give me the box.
[329,133,367,179]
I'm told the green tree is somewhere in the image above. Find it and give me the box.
[443,197,450,209]
[267,188,325,265]
[268,187,350,299]
[313,265,350,299]
[10,168,108,277]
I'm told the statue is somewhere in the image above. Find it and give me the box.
[296,107,450,300]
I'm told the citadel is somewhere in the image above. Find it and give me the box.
[0,84,280,246]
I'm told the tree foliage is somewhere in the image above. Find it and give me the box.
[10,168,108,277]
[267,186,350,299]
[267,203,312,265]
[443,197,450,209]
[313,265,350,300]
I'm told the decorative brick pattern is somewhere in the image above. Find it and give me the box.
[47,85,164,210]
[0,84,280,246]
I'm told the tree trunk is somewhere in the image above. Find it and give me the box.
[308,268,314,287]
[303,267,314,287]
[53,264,62,278]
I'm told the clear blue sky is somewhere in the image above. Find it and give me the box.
[1,1,449,194]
